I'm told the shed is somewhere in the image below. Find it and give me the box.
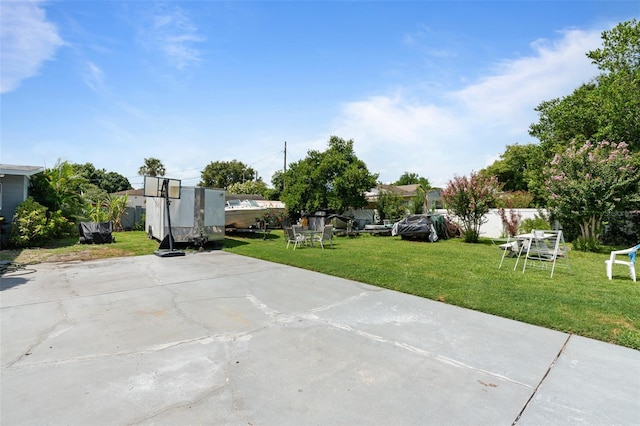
[0,164,45,246]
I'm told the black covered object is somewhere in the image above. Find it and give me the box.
[79,222,113,244]
[393,215,440,241]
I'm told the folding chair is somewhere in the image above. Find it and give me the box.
[313,224,334,249]
[522,230,570,278]
[496,236,524,269]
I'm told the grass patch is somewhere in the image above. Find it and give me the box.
[222,230,640,350]
[0,231,160,264]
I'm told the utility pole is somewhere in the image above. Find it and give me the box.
[284,141,287,173]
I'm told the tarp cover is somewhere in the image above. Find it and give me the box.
[79,222,113,244]
[392,215,440,241]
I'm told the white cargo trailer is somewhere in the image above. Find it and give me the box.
[146,186,226,247]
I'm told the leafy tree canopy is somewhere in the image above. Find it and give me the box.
[29,160,87,220]
[281,136,378,216]
[73,163,132,193]
[265,170,284,201]
[530,19,640,153]
[376,190,406,221]
[138,157,166,177]
[226,180,269,197]
[484,19,639,208]
[393,172,432,190]
[199,160,259,188]
[544,140,640,249]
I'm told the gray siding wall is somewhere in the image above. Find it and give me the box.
[1,174,30,246]
[1,175,29,220]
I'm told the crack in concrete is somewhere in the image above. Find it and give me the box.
[511,334,572,425]
[5,299,70,368]
[247,292,533,389]
[4,333,251,370]
[127,382,230,425]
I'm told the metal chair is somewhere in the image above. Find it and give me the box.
[284,227,306,250]
[605,244,639,282]
[313,224,334,249]
[522,230,570,278]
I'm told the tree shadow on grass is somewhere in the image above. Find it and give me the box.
[222,238,250,248]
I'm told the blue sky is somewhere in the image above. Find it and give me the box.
[1,1,638,189]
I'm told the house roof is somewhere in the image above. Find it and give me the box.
[377,184,419,196]
[0,164,44,176]
[113,189,144,196]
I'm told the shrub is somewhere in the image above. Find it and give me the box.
[377,190,407,222]
[441,172,501,243]
[9,198,71,248]
[519,211,551,234]
[573,236,601,252]
[498,208,521,237]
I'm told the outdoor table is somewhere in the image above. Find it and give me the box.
[300,229,322,247]
[499,231,556,271]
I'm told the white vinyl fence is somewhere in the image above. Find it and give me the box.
[433,208,546,239]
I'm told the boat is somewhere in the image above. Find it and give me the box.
[225,199,267,229]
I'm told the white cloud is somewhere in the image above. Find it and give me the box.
[140,4,205,70]
[83,61,105,93]
[0,0,64,93]
[450,28,602,132]
[330,28,604,187]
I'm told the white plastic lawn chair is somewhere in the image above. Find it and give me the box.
[605,244,639,282]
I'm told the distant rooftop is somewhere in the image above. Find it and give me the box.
[0,164,44,176]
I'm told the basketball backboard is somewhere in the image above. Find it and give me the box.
[143,176,181,199]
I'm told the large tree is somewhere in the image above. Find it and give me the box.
[281,136,378,216]
[393,172,431,190]
[480,143,547,206]
[485,19,639,208]
[265,170,284,201]
[529,19,640,153]
[226,180,269,197]
[545,140,639,250]
[199,160,257,188]
[73,163,132,193]
[138,158,166,177]
[587,19,640,149]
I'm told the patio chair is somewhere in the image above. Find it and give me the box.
[313,224,334,249]
[496,235,527,269]
[605,244,639,282]
[284,227,306,250]
[291,225,308,246]
[522,230,570,278]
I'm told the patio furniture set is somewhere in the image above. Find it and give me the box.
[285,225,334,250]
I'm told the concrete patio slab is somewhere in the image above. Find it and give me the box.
[1,251,638,425]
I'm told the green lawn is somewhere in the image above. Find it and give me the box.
[223,230,640,350]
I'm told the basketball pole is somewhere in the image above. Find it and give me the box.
[155,178,185,257]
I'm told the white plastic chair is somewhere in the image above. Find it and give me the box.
[605,244,639,282]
